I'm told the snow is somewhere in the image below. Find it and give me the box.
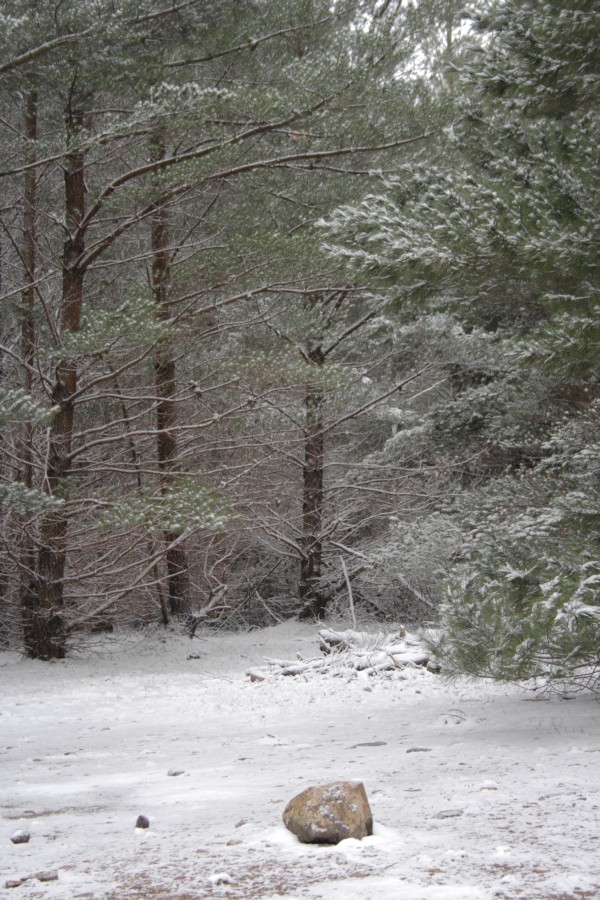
[2,619,600,899]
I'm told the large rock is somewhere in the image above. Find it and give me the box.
[282,780,373,844]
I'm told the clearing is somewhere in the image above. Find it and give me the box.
[1,620,599,899]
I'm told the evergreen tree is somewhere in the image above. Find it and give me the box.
[436,0,600,687]
[321,0,600,685]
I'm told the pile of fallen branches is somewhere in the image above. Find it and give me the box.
[247,627,439,682]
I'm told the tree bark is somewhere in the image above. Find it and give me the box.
[24,93,86,659]
[18,91,37,642]
[19,90,37,490]
[298,345,326,619]
[444,0,457,95]
[151,134,190,617]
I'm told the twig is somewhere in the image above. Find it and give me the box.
[340,556,356,630]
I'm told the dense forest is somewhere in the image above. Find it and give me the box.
[0,0,598,686]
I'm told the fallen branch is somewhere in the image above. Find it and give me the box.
[247,627,438,682]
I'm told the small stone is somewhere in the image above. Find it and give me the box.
[167,769,185,777]
[248,669,267,683]
[209,872,233,886]
[433,808,464,819]
[135,814,150,829]
[36,871,59,883]
[407,747,432,753]
[480,781,498,791]
[5,879,27,889]
[10,830,30,845]
[351,741,387,748]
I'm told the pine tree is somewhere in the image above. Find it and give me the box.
[0,0,436,651]
[322,0,600,685]
[434,0,600,688]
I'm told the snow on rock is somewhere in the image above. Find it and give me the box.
[479,780,498,791]
[282,780,373,844]
[10,829,31,844]
[208,871,234,885]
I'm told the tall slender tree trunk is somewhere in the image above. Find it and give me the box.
[112,368,170,625]
[19,90,37,491]
[445,0,457,95]
[18,90,37,643]
[24,92,86,659]
[298,345,326,619]
[151,135,190,617]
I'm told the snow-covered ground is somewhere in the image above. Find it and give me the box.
[1,620,599,899]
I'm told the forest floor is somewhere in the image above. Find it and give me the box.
[1,620,600,900]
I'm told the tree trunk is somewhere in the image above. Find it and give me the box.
[18,90,37,641]
[298,346,326,619]
[113,369,171,626]
[445,0,457,94]
[25,94,86,659]
[151,134,190,617]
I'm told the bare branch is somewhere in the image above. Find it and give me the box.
[166,18,332,68]
[322,366,437,438]
[0,30,93,77]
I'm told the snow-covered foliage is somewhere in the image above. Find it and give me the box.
[99,476,229,536]
[0,481,64,515]
[58,297,172,360]
[321,0,599,686]
[0,388,56,427]
[432,469,600,686]
[433,0,600,687]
